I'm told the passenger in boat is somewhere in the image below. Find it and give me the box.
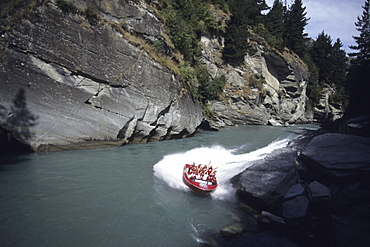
[192,165,199,178]
[188,163,195,173]
[211,170,217,182]
[207,169,217,182]
[203,165,208,172]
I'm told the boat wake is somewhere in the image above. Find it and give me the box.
[153,138,290,201]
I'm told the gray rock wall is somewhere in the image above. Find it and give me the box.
[0,1,202,151]
[200,33,313,127]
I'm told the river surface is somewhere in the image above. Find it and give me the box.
[0,124,318,246]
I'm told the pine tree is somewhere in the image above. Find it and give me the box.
[222,16,250,65]
[329,38,350,107]
[160,0,217,63]
[311,31,334,85]
[311,33,348,87]
[349,0,370,63]
[283,0,309,56]
[347,0,370,115]
[223,0,268,65]
[330,39,347,86]
[265,0,285,39]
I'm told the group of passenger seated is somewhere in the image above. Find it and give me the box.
[187,163,217,182]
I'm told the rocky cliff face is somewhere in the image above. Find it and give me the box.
[0,0,202,152]
[201,31,313,127]
[0,0,315,152]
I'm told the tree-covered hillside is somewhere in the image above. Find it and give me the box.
[158,0,369,118]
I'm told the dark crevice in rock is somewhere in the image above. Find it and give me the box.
[147,127,160,142]
[170,129,190,139]
[150,99,174,126]
[9,43,123,93]
[92,105,102,110]
[109,84,128,88]
[70,70,110,85]
[117,116,135,139]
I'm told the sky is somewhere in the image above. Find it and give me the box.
[265,0,366,54]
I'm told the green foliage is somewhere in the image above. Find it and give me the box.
[179,65,226,105]
[55,1,98,26]
[159,0,218,64]
[152,39,167,55]
[56,0,77,14]
[264,0,284,35]
[302,53,321,108]
[346,0,370,115]
[222,17,249,65]
[223,0,274,65]
[330,85,349,109]
[308,32,349,108]
[84,5,98,25]
[349,0,370,63]
[253,23,285,51]
[330,39,348,87]
[311,31,334,85]
[346,60,370,115]
[228,0,268,26]
[263,0,285,51]
[196,67,226,104]
[283,0,309,56]
[249,73,265,91]
[211,0,229,12]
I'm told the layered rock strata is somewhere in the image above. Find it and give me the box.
[0,1,202,151]
[201,32,313,127]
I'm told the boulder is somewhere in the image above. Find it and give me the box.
[307,181,331,202]
[284,183,305,200]
[268,119,282,126]
[237,148,299,211]
[281,195,309,219]
[258,211,285,225]
[338,115,370,137]
[300,133,370,178]
[220,223,244,237]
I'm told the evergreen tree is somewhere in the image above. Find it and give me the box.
[283,0,309,56]
[330,38,347,87]
[349,0,370,63]
[305,30,349,110]
[223,0,268,65]
[303,53,321,108]
[222,17,250,65]
[228,0,268,26]
[160,0,217,63]
[265,0,285,38]
[311,31,334,85]
[347,0,370,115]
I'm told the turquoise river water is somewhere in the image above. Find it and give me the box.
[0,124,318,246]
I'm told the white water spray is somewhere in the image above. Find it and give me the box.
[153,138,291,201]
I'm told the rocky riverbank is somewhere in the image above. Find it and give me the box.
[208,126,370,247]
[0,1,318,153]
[0,1,203,153]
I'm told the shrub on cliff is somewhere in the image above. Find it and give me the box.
[56,0,77,14]
[159,0,219,64]
[197,69,226,104]
[84,5,98,25]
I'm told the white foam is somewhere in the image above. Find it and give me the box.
[153,138,290,201]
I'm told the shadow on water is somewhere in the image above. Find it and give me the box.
[0,88,38,156]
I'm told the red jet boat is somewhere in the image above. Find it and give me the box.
[183,163,218,194]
